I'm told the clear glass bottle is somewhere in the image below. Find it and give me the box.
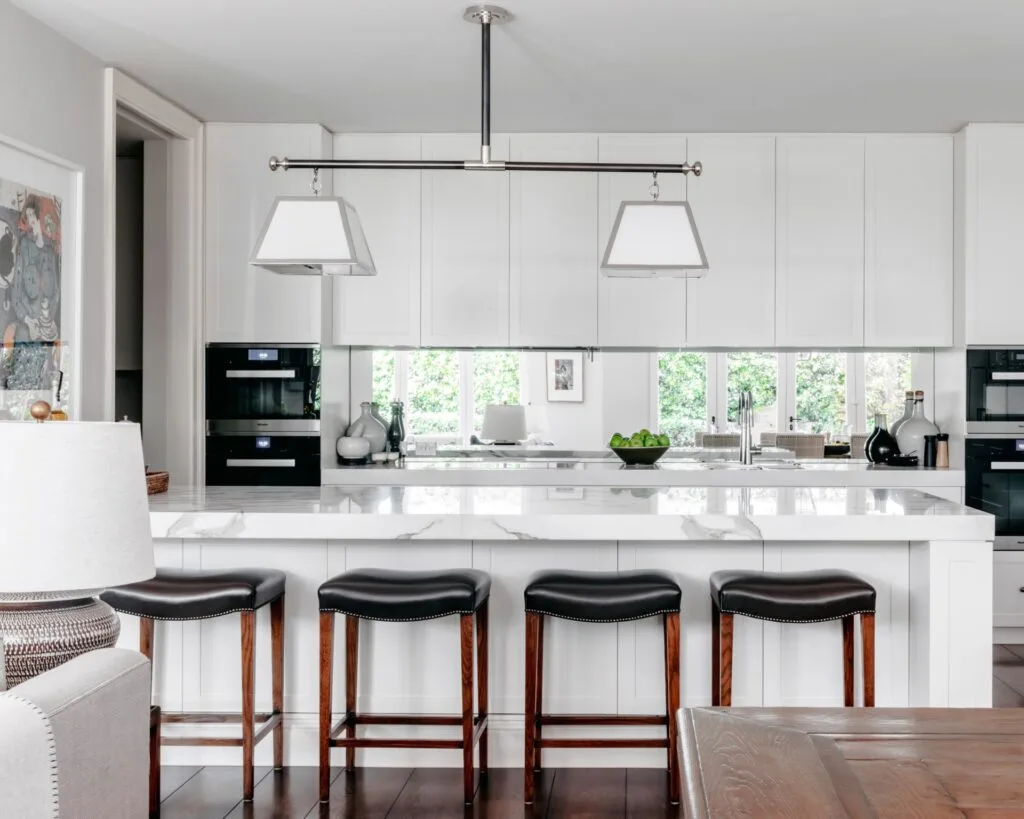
[894,391,939,462]
[890,391,914,438]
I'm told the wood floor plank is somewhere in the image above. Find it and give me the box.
[305,768,413,819]
[159,766,272,819]
[545,769,626,819]
[625,768,680,818]
[160,766,202,801]
[385,768,554,819]
[225,768,341,819]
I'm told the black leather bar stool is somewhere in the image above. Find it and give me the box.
[523,570,682,805]
[101,568,286,804]
[318,568,491,805]
[709,569,876,707]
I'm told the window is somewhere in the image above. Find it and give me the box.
[658,352,707,446]
[371,350,521,441]
[864,352,912,430]
[794,352,847,435]
[727,352,778,439]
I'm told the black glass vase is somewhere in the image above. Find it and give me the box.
[865,413,899,464]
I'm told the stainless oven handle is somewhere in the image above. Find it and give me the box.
[991,462,1024,470]
[225,459,296,468]
[225,370,297,379]
[990,372,1024,381]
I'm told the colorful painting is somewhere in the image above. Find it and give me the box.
[0,177,62,395]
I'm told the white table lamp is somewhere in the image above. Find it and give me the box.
[0,419,155,686]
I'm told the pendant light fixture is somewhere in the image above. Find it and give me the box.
[256,5,706,277]
[251,168,376,276]
[601,173,708,277]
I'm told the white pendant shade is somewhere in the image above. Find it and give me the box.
[250,195,376,276]
[601,200,708,278]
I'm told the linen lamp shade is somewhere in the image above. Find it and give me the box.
[0,421,155,595]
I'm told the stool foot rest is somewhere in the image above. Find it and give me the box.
[328,713,489,746]
[540,738,669,750]
[158,711,282,747]
[539,714,668,727]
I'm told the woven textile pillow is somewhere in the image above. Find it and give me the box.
[0,639,6,691]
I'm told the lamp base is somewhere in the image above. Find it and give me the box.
[0,597,121,688]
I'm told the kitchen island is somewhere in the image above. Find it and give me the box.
[136,485,993,768]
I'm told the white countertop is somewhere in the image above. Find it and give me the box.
[323,459,965,488]
[150,485,991,543]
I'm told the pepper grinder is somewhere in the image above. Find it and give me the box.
[935,433,950,469]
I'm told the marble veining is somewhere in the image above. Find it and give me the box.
[147,485,994,543]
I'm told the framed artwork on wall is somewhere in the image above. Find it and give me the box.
[547,351,584,402]
[0,134,82,421]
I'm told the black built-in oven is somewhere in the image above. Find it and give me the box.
[966,348,1024,434]
[966,437,1024,550]
[205,344,321,486]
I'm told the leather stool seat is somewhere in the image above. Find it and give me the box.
[102,568,286,620]
[709,569,876,623]
[525,570,681,623]
[318,569,491,621]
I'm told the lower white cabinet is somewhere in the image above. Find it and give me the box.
[994,552,1024,630]
[205,123,329,344]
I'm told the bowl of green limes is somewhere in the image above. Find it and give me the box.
[609,429,671,466]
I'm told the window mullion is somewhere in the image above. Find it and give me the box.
[847,353,864,433]
[459,351,473,444]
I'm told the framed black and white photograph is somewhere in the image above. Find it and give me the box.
[546,352,583,402]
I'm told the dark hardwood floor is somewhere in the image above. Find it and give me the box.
[156,646,1024,818]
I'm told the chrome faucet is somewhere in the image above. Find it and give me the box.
[738,390,754,465]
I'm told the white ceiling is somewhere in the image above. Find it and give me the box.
[13,0,1024,133]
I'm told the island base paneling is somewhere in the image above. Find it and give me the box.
[125,537,989,768]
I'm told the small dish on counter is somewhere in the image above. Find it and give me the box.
[337,436,371,460]
[611,446,669,466]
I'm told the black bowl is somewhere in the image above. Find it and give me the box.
[611,446,669,466]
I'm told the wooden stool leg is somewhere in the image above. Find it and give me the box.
[842,616,855,707]
[139,617,154,662]
[271,597,285,769]
[534,613,544,772]
[861,613,876,707]
[149,705,160,816]
[318,612,334,802]
[523,612,540,805]
[345,616,359,772]
[241,610,256,801]
[664,612,681,805]
[460,614,475,804]
[711,602,721,707]
[475,600,489,776]
[719,613,734,707]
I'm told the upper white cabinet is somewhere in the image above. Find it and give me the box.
[420,134,510,347]
[597,135,688,347]
[686,136,776,347]
[963,125,1024,345]
[332,134,421,347]
[776,136,865,347]
[509,134,599,348]
[205,123,329,344]
[865,135,953,347]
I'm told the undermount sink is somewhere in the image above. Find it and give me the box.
[702,460,803,470]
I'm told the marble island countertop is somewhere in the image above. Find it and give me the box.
[150,485,992,543]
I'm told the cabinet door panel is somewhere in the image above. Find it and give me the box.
[205,124,326,344]
[966,125,1024,345]
[776,137,865,347]
[597,135,687,347]
[421,134,509,347]
[865,136,953,347]
[686,136,776,347]
[333,135,421,347]
[509,134,598,347]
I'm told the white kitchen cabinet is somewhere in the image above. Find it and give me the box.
[420,134,510,347]
[776,137,865,347]
[205,123,329,344]
[332,134,421,347]
[963,125,1024,345]
[509,134,599,348]
[865,135,953,347]
[597,135,688,347]
[686,136,776,347]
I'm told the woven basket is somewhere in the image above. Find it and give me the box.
[146,471,169,495]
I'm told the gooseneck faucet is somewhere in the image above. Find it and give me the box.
[739,390,754,466]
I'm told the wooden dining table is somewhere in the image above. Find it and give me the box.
[678,707,1024,817]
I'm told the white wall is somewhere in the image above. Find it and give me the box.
[0,0,106,418]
